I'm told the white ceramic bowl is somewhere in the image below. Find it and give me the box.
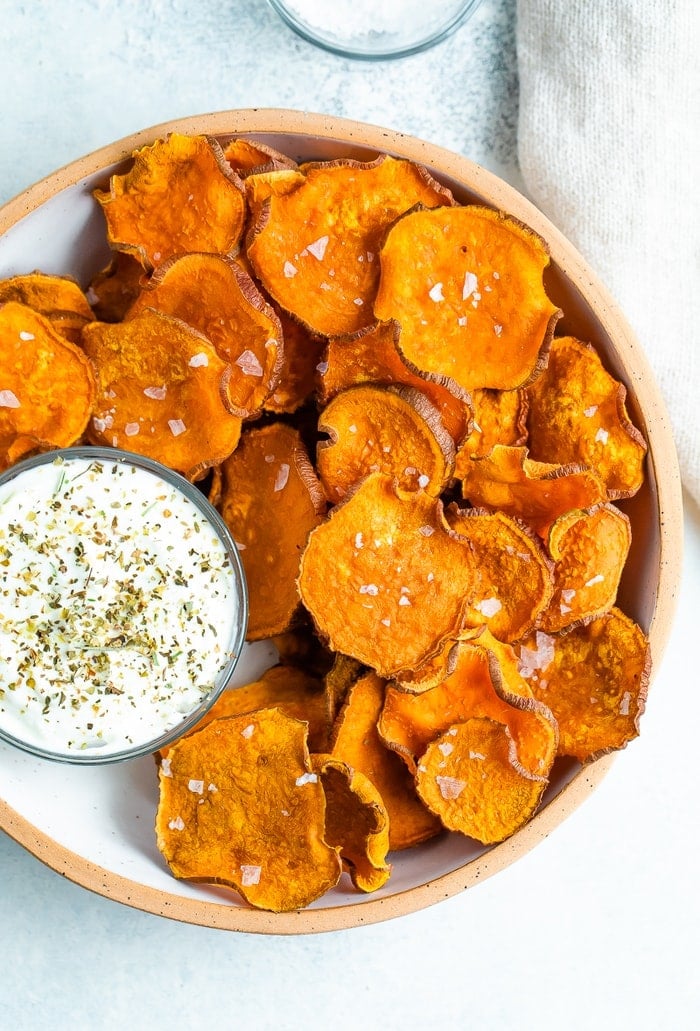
[0,110,683,933]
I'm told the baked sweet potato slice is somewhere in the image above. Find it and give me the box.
[374,205,561,391]
[330,671,442,850]
[126,253,284,418]
[247,155,453,336]
[82,308,241,478]
[264,307,325,414]
[298,472,480,678]
[454,387,528,474]
[86,252,146,323]
[317,383,455,503]
[0,272,93,343]
[519,608,650,762]
[216,422,326,640]
[0,301,96,469]
[318,320,472,447]
[526,336,647,498]
[538,503,631,633]
[94,133,246,270]
[223,137,298,175]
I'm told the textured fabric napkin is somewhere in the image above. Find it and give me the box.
[517,0,699,507]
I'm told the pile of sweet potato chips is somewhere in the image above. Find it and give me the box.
[0,132,651,912]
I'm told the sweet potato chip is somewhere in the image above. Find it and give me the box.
[82,308,241,478]
[298,472,480,678]
[245,168,307,209]
[95,133,246,270]
[323,652,365,725]
[526,336,647,498]
[318,320,472,447]
[518,608,650,761]
[159,664,330,761]
[86,252,146,322]
[538,504,631,633]
[380,629,557,780]
[223,137,298,175]
[0,271,93,324]
[317,384,455,502]
[126,253,284,418]
[460,444,607,536]
[216,422,326,640]
[156,709,342,911]
[415,717,550,845]
[455,387,528,474]
[247,155,453,336]
[374,205,561,391]
[330,672,441,850]
[312,754,391,892]
[445,505,553,641]
[264,308,325,414]
[0,301,96,469]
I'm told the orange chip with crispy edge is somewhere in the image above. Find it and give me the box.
[156,709,342,912]
[264,308,325,414]
[82,308,241,479]
[311,753,391,892]
[247,155,453,337]
[94,133,246,271]
[0,302,97,470]
[317,384,455,503]
[158,664,330,761]
[125,253,284,418]
[526,336,647,498]
[245,169,307,209]
[324,652,365,725]
[461,444,607,536]
[415,717,550,845]
[0,271,93,323]
[538,503,631,633]
[223,137,298,175]
[87,252,146,323]
[216,422,326,640]
[518,608,650,761]
[374,205,561,391]
[445,505,554,641]
[380,628,557,781]
[455,387,528,474]
[330,671,442,850]
[298,472,480,679]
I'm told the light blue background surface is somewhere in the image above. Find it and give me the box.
[1,2,698,1028]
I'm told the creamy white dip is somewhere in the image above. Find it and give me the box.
[0,453,242,758]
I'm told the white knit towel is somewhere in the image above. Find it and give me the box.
[517,0,700,507]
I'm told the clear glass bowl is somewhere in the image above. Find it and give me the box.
[0,446,248,765]
[267,0,483,60]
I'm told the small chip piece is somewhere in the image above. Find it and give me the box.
[0,302,96,470]
[374,205,561,391]
[125,253,284,417]
[538,504,631,632]
[317,383,455,502]
[216,422,326,640]
[223,137,299,175]
[86,252,146,322]
[264,307,325,415]
[454,387,528,472]
[156,710,342,912]
[526,336,647,498]
[95,133,247,270]
[298,472,480,678]
[520,607,650,761]
[312,754,391,892]
[82,308,241,478]
[330,672,442,850]
[247,155,453,336]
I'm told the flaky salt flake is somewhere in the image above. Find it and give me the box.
[234,540,247,551]
[619,691,632,716]
[457,316,467,326]
[560,604,572,614]
[189,352,209,368]
[143,384,167,400]
[353,297,364,306]
[462,270,478,300]
[316,360,329,374]
[306,235,329,260]
[92,414,113,432]
[475,597,502,618]
[417,474,430,489]
[586,574,605,587]
[160,758,172,777]
[427,572,435,582]
[18,330,35,341]
[492,271,500,280]
[295,772,318,786]
[273,463,290,492]
[124,422,140,437]
[469,751,486,761]
[240,864,262,886]
[583,405,598,418]
[348,423,357,434]
[381,618,391,627]
[264,454,275,463]
[561,588,577,603]
[354,532,364,549]
[438,742,454,757]
[208,783,218,793]
[241,723,255,739]
[493,324,503,337]
[518,631,556,677]
[419,524,435,537]
[236,349,264,377]
[168,816,185,831]
[0,390,20,409]
[188,779,204,795]
[595,427,609,445]
[429,282,444,302]
[398,595,411,607]
[404,465,417,476]
[283,261,297,278]
[168,418,186,437]
[359,583,379,596]
[436,775,466,800]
